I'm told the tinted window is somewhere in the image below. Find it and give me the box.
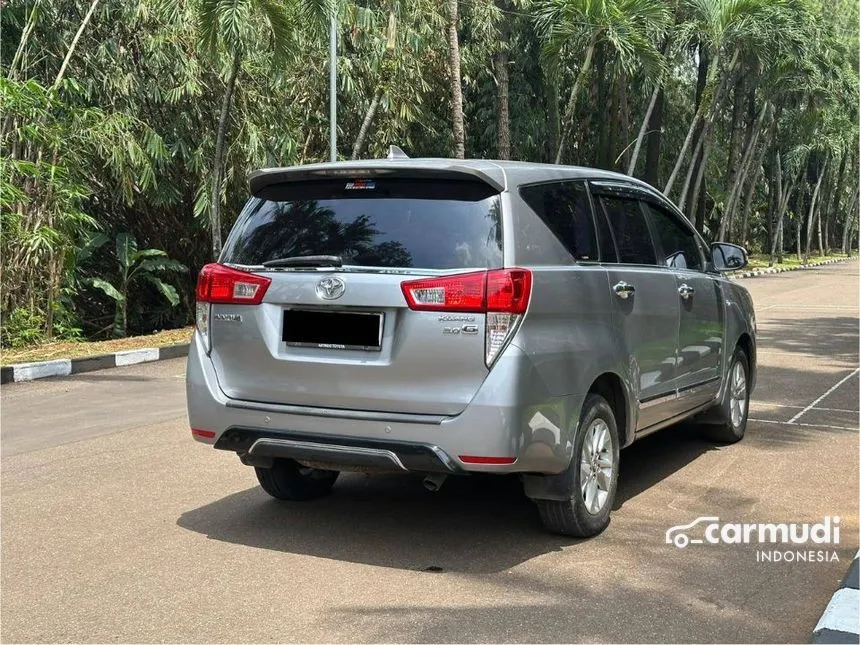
[598,196,656,265]
[519,181,597,261]
[222,179,503,269]
[645,203,703,271]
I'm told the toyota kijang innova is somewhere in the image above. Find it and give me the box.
[187,152,756,537]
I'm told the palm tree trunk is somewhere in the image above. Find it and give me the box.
[547,78,560,163]
[210,50,242,260]
[351,88,383,160]
[643,87,665,187]
[804,155,828,262]
[688,138,711,231]
[627,84,660,176]
[664,48,737,197]
[446,0,465,159]
[719,102,768,240]
[495,49,511,159]
[741,162,762,245]
[842,187,859,254]
[555,36,597,164]
[53,0,101,89]
[822,150,848,253]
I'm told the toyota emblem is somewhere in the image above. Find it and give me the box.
[315,276,346,300]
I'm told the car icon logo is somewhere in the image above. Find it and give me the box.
[316,276,346,300]
[665,516,720,548]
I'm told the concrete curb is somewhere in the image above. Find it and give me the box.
[730,257,855,280]
[1,343,190,385]
[812,550,860,643]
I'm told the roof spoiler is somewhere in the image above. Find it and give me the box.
[248,163,505,195]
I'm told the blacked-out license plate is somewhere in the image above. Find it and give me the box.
[282,309,383,351]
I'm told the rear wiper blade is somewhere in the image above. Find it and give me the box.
[261,255,343,268]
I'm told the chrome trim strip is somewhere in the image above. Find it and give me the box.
[225,399,446,425]
[248,438,408,471]
[639,392,677,410]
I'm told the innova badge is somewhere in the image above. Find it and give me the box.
[316,276,346,300]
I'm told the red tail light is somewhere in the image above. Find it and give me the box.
[400,269,532,313]
[196,263,271,305]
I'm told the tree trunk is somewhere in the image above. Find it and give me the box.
[740,162,761,245]
[547,80,560,163]
[209,50,242,260]
[446,0,465,159]
[842,187,859,254]
[555,37,597,164]
[822,150,848,253]
[643,88,665,186]
[495,50,510,159]
[804,155,828,262]
[628,84,660,176]
[688,137,711,230]
[617,69,631,170]
[719,102,768,241]
[351,88,383,160]
[664,48,737,197]
[683,45,709,215]
[796,180,805,262]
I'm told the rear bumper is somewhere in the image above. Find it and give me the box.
[186,332,584,475]
[219,428,461,473]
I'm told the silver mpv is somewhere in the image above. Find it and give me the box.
[187,155,757,537]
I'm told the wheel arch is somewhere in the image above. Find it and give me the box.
[588,371,635,449]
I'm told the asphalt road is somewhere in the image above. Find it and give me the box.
[2,262,858,643]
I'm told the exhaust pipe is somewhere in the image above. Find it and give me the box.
[423,474,448,492]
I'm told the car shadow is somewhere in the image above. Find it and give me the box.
[177,422,717,573]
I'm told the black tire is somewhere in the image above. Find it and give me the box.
[255,459,339,501]
[704,347,750,444]
[536,394,620,538]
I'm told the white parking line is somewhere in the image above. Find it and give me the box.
[787,368,860,424]
[749,418,858,432]
[752,402,858,414]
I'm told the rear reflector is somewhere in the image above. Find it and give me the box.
[191,428,216,439]
[196,263,271,305]
[400,269,531,313]
[459,455,517,465]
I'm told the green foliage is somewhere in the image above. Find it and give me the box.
[0,0,856,348]
[82,232,188,338]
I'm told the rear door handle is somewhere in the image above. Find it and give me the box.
[613,281,635,299]
[678,283,695,300]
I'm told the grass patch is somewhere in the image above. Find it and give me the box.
[1,327,194,366]
[742,252,852,271]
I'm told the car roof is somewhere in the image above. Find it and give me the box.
[249,157,665,198]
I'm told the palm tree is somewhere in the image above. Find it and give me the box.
[662,0,780,199]
[197,0,329,259]
[535,0,669,164]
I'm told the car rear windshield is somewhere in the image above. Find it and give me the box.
[221,178,503,270]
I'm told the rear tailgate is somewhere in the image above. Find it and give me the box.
[206,171,505,416]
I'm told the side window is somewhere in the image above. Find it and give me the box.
[598,196,657,265]
[519,181,597,261]
[645,203,703,271]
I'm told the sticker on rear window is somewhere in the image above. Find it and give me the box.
[345,180,376,190]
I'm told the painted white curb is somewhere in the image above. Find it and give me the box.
[12,359,72,382]
[815,587,860,634]
[114,348,160,366]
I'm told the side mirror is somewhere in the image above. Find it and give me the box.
[710,242,748,272]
